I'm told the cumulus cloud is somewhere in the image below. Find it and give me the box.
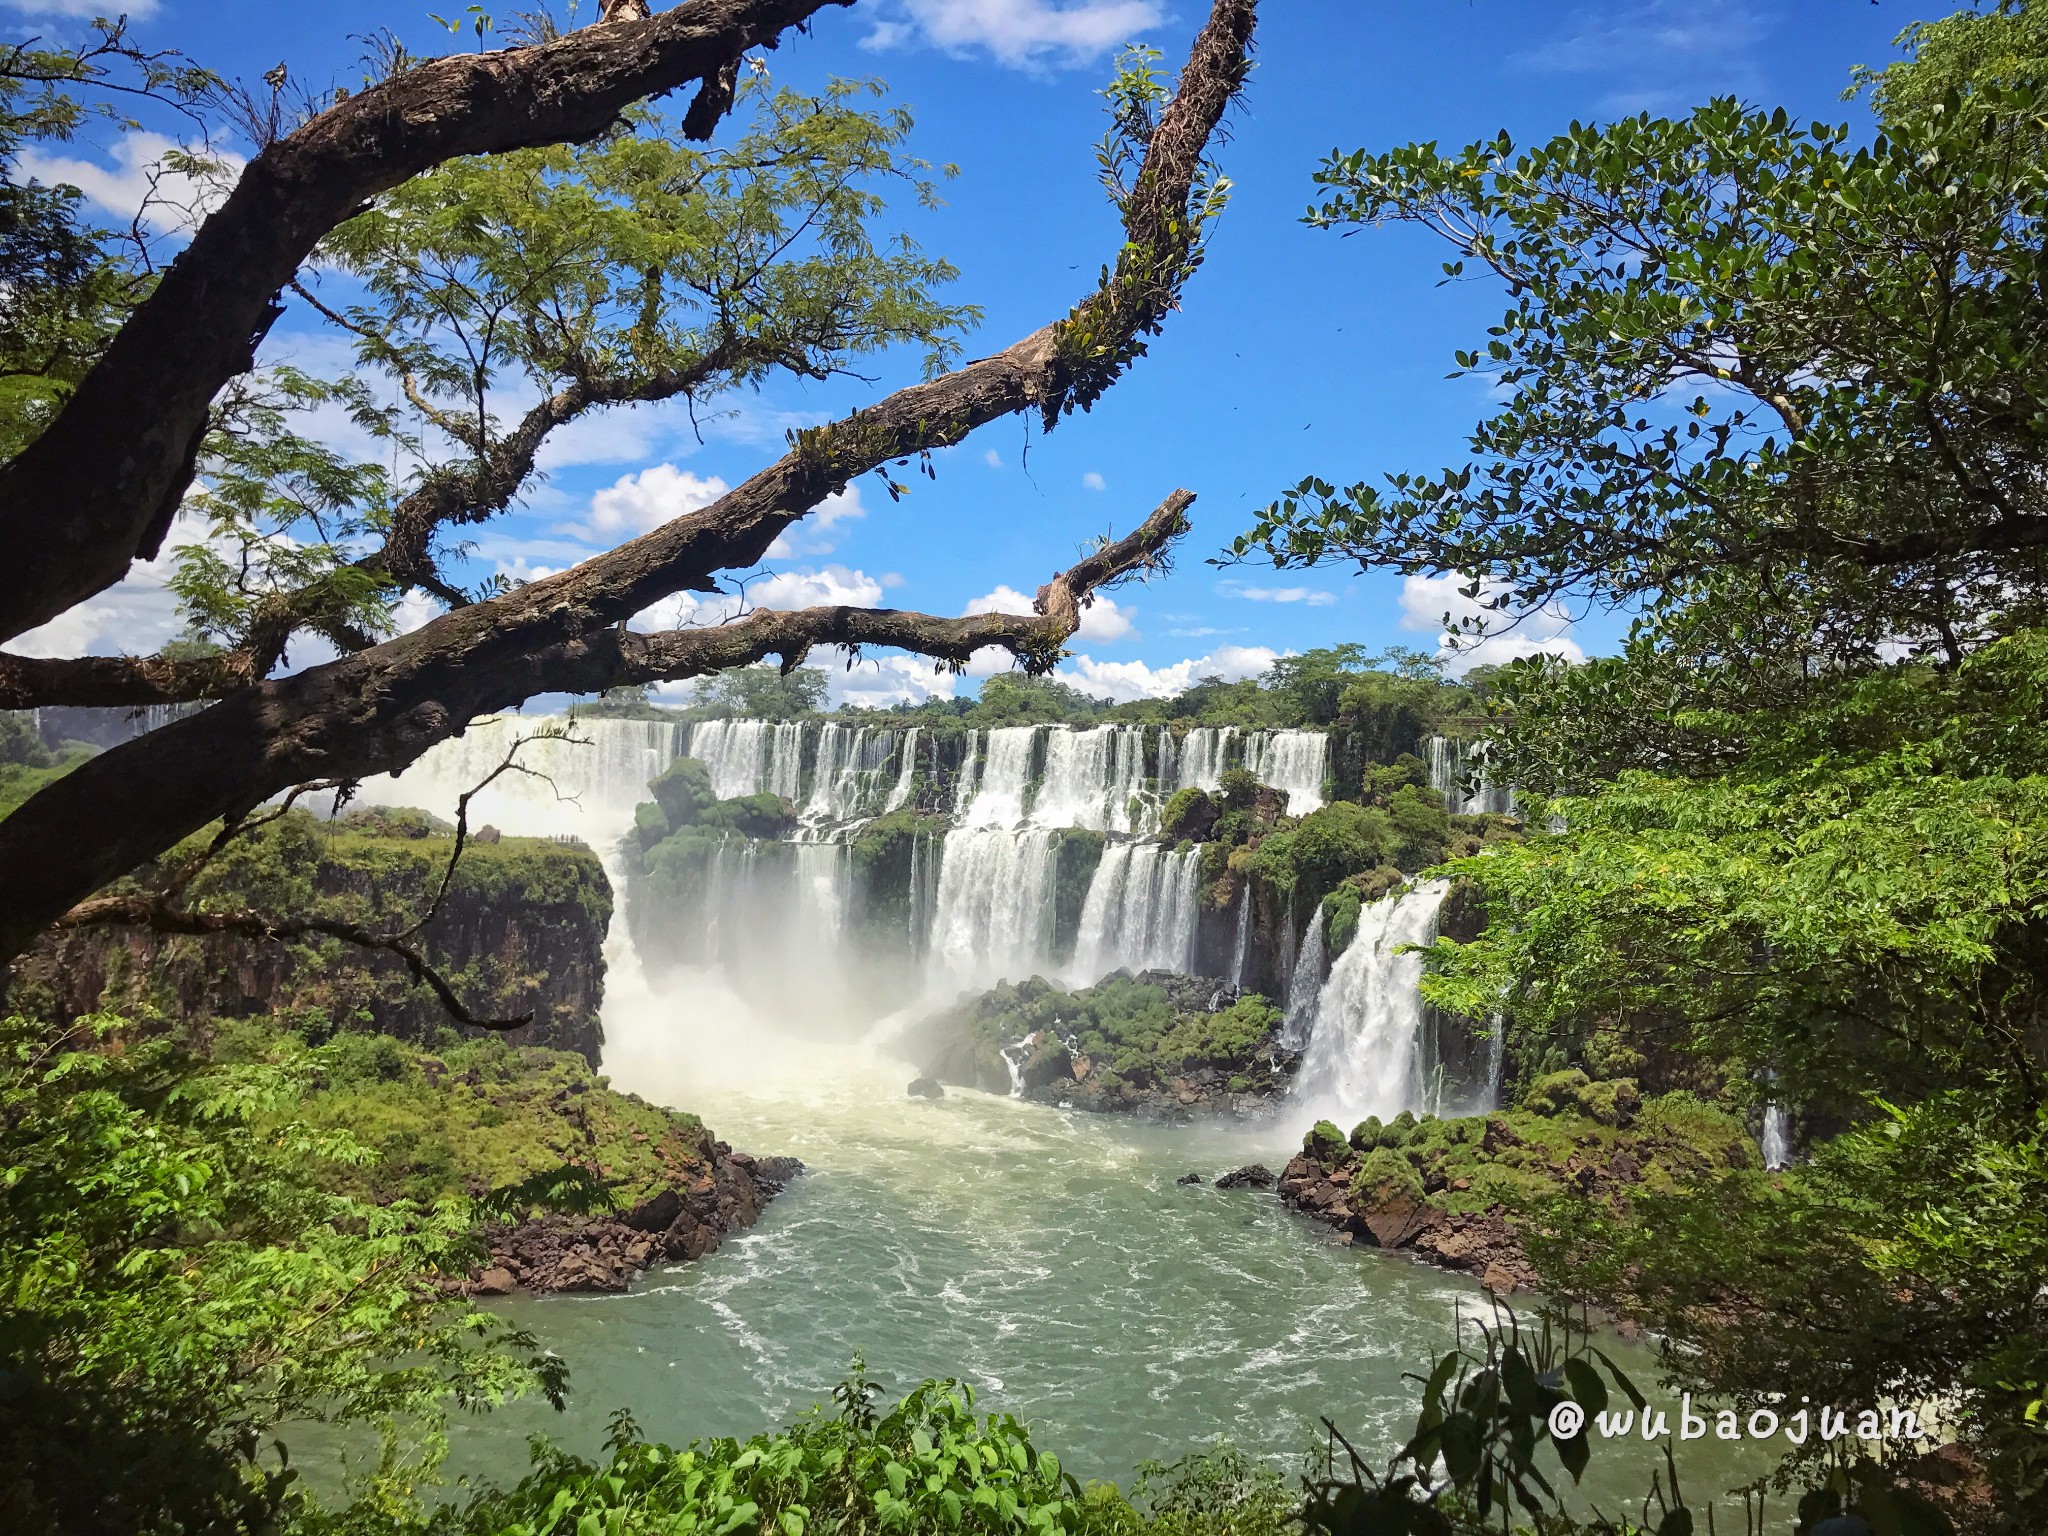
[1224,580,1339,607]
[1081,470,1106,492]
[573,464,730,541]
[1398,571,1585,674]
[1057,643,1279,703]
[960,583,1134,675]
[17,130,241,233]
[860,0,1165,68]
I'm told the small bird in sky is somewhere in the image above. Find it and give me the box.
[263,62,287,90]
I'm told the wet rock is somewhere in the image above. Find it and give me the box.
[1176,1172,1205,1186]
[473,1266,517,1295]
[623,1188,683,1232]
[907,1076,945,1099]
[1216,1163,1277,1190]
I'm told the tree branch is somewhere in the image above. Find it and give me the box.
[0,490,1193,965]
[0,0,1255,966]
[0,0,852,645]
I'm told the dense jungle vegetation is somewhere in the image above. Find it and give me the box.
[10,0,2048,1533]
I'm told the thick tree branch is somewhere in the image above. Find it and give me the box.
[0,0,1254,965]
[0,0,850,645]
[0,490,1192,965]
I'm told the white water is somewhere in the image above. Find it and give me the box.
[1173,726,1238,792]
[1294,882,1449,1124]
[1069,843,1202,983]
[1426,735,1515,817]
[882,728,921,814]
[925,827,1059,993]
[1762,1104,1791,1170]
[1033,725,1153,833]
[1243,730,1330,814]
[957,726,1038,828]
[1279,900,1327,1052]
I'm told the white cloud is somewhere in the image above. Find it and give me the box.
[822,649,963,708]
[962,577,1138,651]
[1226,582,1339,607]
[5,0,158,19]
[860,0,1165,68]
[767,485,866,558]
[1081,470,1106,492]
[17,129,241,233]
[9,510,227,660]
[984,448,1003,469]
[1057,643,1279,703]
[574,464,730,541]
[1520,0,1770,115]
[631,563,890,635]
[1398,571,1585,675]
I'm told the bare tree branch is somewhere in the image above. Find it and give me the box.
[0,0,853,645]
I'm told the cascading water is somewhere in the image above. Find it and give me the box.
[957,726,1039,827]
[1032,725,1155,833]
[1762,1103,1792,1170]
[1278,900,1327,1051]
[883,728,922,813]
[1242,730,1329,814]
[1294,881,1449,1123]
[1426,735,1515,817]
[1068,843,1202,983]
[925,827,1059,993]
[1173,726,1238,792]
[1228,887,1252,987]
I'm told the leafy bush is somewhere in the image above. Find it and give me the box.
[0,1012,561,1536]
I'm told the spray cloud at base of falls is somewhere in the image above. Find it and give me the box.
[349,715,1342,1028]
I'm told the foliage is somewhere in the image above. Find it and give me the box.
[334,1364,1296,1536]
[1300,1308,1704,1536]
[696,667,832,723]
[1235,61,2048,676]
[0,22,209,458]
[0,1010,563,1536]
[210,1018,709,1212]
[1523,1090,2048,1529]
[1419,635,2048,1124]
[918,973,1286,1099]
[160,73,974,667]
[964,672,1116,727]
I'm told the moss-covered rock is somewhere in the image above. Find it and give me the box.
[1275,1090,1756,1292]
[11,809,613,1062]
[1306,1119,1350,1166]
[907,970,1295,1117]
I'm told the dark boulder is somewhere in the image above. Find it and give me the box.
[1176,1172,1205,1186]
[1217,1163,1277,1190]
[907,1076,945,1099]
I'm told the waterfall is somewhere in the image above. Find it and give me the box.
[1029,725,1154,832]
[952,730,982,813]
[958,726,1039,827]
[1173,726,1238,792]
[1762,1102,1792,1170]
[806,724,892,824]
[1243,730,1329,814]
[1294,881,1448,1122]
[883,727,922,813]
[350,714,685,839]
[688,719,766,799]
[925,827,1060,991]
[1068,843,1201,984]
[1427,735,1515,817]
[1278,900,1327,1051]
[1228,886,1252,987]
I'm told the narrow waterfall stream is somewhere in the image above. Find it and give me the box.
[1293,882,1450,1125]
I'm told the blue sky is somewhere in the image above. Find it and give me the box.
[9,0,1946,706]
